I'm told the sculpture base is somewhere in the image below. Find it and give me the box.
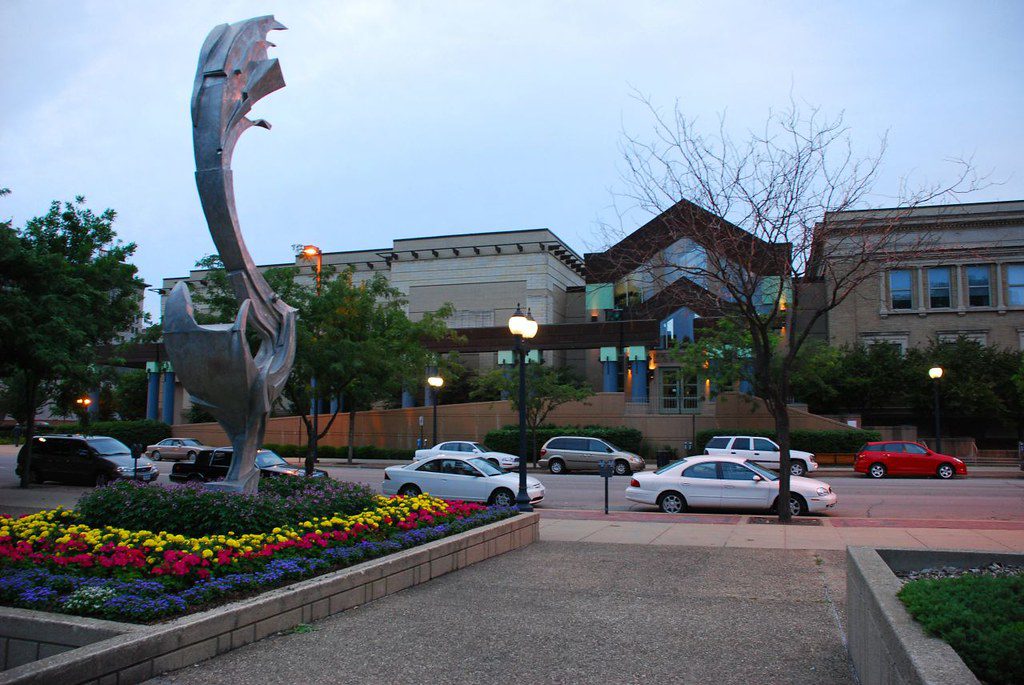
[204,469,260,494]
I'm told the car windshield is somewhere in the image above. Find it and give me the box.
[256,451,289,468]
[87,438,131,455]
[181,439,203,446]
[471,443,492,452]
[744,461,779,481]
[655,458,689,475]
[468,458,503,476]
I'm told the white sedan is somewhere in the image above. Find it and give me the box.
[413,441,519,471]
[383,456,544,507]
[625,456,837,517]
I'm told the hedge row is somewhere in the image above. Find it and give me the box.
[38,420,172,448]
[694,428,881,455]
[263,443,416,461]
[483,425,644,461]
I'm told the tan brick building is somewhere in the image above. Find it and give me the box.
[817,200,1024,352]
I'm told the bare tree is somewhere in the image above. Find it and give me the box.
[604,95,979,521]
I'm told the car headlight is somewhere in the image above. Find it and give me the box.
[116,466,134,473]
[816,486,828,496]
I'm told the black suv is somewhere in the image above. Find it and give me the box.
[16,435,159,487]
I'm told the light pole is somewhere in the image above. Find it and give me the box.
[508,303,538,512]
[929,366,943,453]
[75,397,92,433]
[427,375,444,446]
[301,245,323,465]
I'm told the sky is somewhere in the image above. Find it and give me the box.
[2,1,1022,319]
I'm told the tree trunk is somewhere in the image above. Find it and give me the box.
[771,393,793,523]
[302,414,315,476]
[347,408,356,465]
[18,376,39,489]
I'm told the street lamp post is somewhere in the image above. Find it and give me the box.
[75,397,92,433]
[427,375,444,446]
[929,366,943,453]
[508,304,539,512]
[300,245,323,466]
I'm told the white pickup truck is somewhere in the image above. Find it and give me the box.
[413,441,520,470]
[703,436,817,476]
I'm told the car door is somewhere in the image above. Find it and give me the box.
[411,459,446,495]
[719,462,772,508]
[561,438,588,470]
[883,443,905,474]
[587,439,615,471]
[678,461,723,508]
[728,437,752,459]
[750,438,781,469]
[438,459,481,500]
[902,443,932,475]
[66,440,96,482]
[32,437,63,479]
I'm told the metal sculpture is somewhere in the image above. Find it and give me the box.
[163,16,296,493]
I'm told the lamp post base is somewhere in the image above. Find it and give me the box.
[515,492,534,513]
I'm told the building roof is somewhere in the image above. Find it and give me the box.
[823,199,1024,228]
[584,198,791,283]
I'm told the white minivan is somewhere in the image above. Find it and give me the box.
[703,436,817,476]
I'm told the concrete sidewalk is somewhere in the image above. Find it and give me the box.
[538,510,1024,552]
[148,543,857,685]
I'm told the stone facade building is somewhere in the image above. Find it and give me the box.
[813,201,1024,353]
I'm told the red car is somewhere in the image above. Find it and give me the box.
[854,441,967,479]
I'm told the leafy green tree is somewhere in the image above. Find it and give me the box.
[472,362,593,465]
[669,317,755,397]
[0,194,144,486]
[111,369,149,420]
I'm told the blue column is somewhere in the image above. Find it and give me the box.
[88,390,100,419]
[424,386,434,407]
[401,388,415,408]
[631,361,648,403]
[602,360,617,392]
[161,371,175,424]
[146,365,160,421]
[330,396,339,414]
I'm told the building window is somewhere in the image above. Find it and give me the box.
[861,333,909,356]
[1008,264,1024,306]
[928,267,952,308]
[967,265,991,306]
[889,270,913,310]
[659,369,699,413]
[938,331,988,346]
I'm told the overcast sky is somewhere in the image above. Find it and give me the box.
[2,1,1022,318]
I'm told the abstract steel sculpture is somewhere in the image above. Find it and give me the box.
[163,16,296,493]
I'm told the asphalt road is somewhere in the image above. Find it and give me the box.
[1,450,1021,521]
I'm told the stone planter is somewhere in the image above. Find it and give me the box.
[846,546,1023,685]
[0,512,538,685]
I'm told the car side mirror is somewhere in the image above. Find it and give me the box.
[752,475,763,482]
[78,449,90,457]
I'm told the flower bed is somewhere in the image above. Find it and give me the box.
[0,490,516,623]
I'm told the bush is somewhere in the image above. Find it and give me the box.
[75,477,378,536]
[55,420,172,448]
[483,425,644,461]
[898,574,1024,685]
[263,444,416,461]
[694,428,881,454]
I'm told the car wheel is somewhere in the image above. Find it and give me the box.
[658,491,687,514]
[489,488,516,507]
[150,451,161,461]
[937,463,955,479]
[187,474,205,484]
[613,460,631,477]
[790,460,807,477]
[398,484,421,497]
[787,494,808,517]
[548,458,566,474]
[95,473,110,487]
[868,463,887,479]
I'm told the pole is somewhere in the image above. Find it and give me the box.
[311,251,322,465]
[432,389,438,446]
[515,335,532,512]
[933,381,942,453]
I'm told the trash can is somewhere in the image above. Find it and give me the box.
[656,449,674,468]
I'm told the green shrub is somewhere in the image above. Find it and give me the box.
[75,477,378,536]
[694,428,881,454]
[482,425,644,461]
[263,444,415,461]
[898,574,1024,685]
[58,420,172,448]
